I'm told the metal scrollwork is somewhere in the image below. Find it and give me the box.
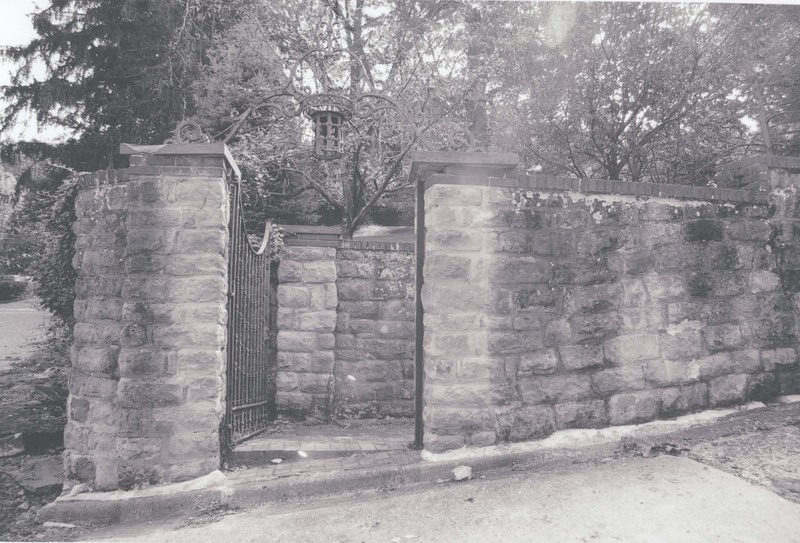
[443,126,486,153]
[164,119,211,144]
[162,46,484,156]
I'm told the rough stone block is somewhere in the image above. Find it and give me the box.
[117,378,184,408]
[297,311,337,332]
[427,358,494,383]
[336,261,376,279]
[620,307,665,332]
[643,359,697,387]
[639,202,683,222]
[282,246,337,262]
[310,283,338,310]
[167,254,227,277]
[427,230,483,253]
[544,319,572,345]
[726,220,771,241]
[277,285,310,308]
[425,407,487,435]
[151,323,224,349]
[118,349,173,377]
[277,331,318,352]
[604,334,661,365]
[624,249,656,275]
[426,384,492,408]
[496,405,556,442]
[684,220,724,242]
[708,374,750,406]
[0,433,24,457]
[75,346,120,374]
[70,370,117,400]
[761,348,798,371]
[360,338,410,359]
[338,301,381,319]
[487,331,544,354]
[660,331,705,361]
[732,350,761,374]
[571,313,621,344]
[749,270,780,293]
[559,344,604,371]
[704,324,744,352]
[591,365,647,396]
[518,373,592,404]
[691,352,734,381]
[518,350,559,375]
[426,185,483,207]
[173,229,226,255]
[658,382,708,416]
[424,433,466,452]
[620,279,648,307]
[490,257,552,285]
[608,391,660,425]
[642,274,686,301]
[425,254,471,280]
[553,400,608,429]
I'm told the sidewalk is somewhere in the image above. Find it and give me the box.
[39,400,800,531]
[88,454,800,543]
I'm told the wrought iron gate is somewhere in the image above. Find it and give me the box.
[223,178,273,450]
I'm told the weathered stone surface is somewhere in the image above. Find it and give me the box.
[684,220,724,242]
[660,331,705,361]
[0,433,24,457]
[709,374,750,406]
[704,324,744,352]
[518,350,559,375]
[544,318,572,345]
[518,373,592,404]
[496,405,556,441]
[761,348,798,371]
[451,465,473,481]
[749,270,780,293]
[608,391,660,425]
[644,359,697,387]
[658,382,708,416]
[604,334,661,365]
[553,400,608,429]
[591,365,647,396]
[419,174,796,450]
[559,344,604,371]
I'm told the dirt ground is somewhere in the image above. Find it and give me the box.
[688,409,800,504]
[0,298,71,541]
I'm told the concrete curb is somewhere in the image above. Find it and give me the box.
[38,401,800,527]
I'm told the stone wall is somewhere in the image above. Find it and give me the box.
[335,241,415,418]
[274,232,416,419]
[421,156,800,452]
[65,146,232,490]
[275,245,338,415]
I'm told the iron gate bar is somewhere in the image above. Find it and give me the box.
[223,176,273,452]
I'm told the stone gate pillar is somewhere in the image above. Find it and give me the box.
[65,143,235,490]
[411,152,520,452]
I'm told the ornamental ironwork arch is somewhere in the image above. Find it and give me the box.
[165,47,483,155]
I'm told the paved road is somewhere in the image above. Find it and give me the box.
[93,455,800,543]
[0,297,47,371]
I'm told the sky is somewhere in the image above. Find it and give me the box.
[0,0,66,143]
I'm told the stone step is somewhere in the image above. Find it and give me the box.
[229,436,402,467]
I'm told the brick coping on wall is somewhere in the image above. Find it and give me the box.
[425,172,771,205]
[281,224,415,251]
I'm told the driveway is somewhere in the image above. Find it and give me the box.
[0,297,47,372]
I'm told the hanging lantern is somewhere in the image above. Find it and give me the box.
[301,94,353,160]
